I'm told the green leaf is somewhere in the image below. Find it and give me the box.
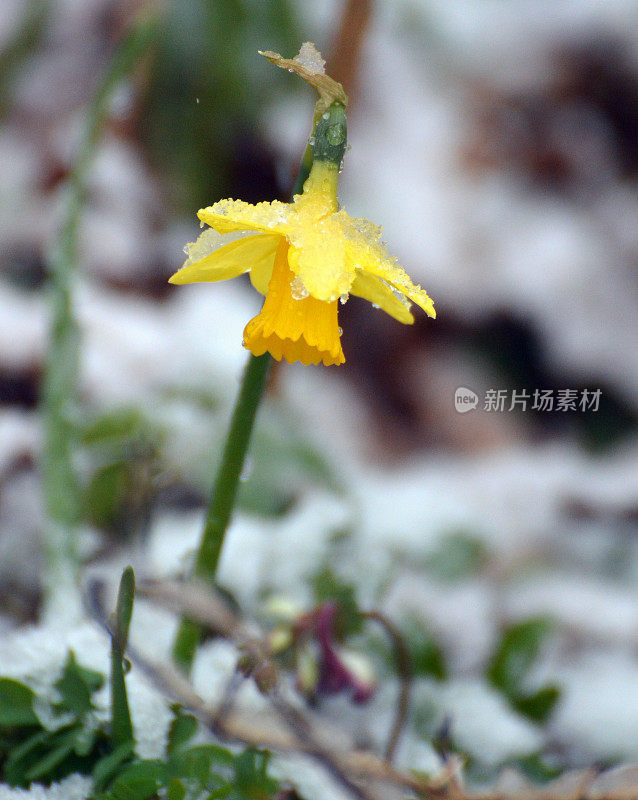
[24,728,78,782]
[486,617,555,697]
[73,723,98,757]
[166,705,198,754]
[312,567,362,638]
[3,730,49,784]
[54,651,95,716]
[401,617,447,680]
[0,652,111,787]
[167,778,186,800]
[176,746,214,784]
[76,663,105,694]
[85,461,132,529]
[513,685,561,724]
[233,749,278,799]
[486,617,561,725]
[237,407,339,518]
[92,741,136,792]
[0,678,38,726]
[114,566,136,652]
[425,531,488,582]
[168,744,234,788]
[516,752,564,783]
[104,759,166,800]
[81,408,148,446]
[206,784,232,800]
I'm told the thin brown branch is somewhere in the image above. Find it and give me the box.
[363,609,412,762]
[268,686,378,800]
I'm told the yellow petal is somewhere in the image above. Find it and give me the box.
[244,239,344,366]
[198,198,291,236]
[339,213,436,319]
[350,271,414,324]
[169,233,280,285]
[249,254,274,295]
[286,215,352,302]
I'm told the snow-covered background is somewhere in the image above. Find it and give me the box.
[1,0,637,797]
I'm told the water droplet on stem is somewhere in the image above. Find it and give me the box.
[240,456,254,482]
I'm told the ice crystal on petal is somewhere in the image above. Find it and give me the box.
[290,275,309,300]
[199,198,291,233]
[183,229,257,267]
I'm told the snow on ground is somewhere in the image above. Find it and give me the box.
[0,774,92,800]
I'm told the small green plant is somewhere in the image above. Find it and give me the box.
[0,568,285,799]
[486,616,560,724]
[0,652,109,786]
[95,707,280,800]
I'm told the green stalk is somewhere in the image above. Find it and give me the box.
[172,100,348,673]
[172,352,272,670]
[110,566,136,748]
[41,13,158,618]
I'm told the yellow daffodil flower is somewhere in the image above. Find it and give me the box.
[169,46,435,366]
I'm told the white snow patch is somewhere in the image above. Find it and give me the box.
[506,576,638,645]
[0,774,91,800]
[418,679,543,765]
[551,653,638,762]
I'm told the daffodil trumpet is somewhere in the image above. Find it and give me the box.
[170,93,435,367]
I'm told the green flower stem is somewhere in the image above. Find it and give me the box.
[172,99,350,673]
[110,566,136,748]
[172,352,272,671]
[293,140,314,195]
[171,118,317,675]
[41,12,158,618]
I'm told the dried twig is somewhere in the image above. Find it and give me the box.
[362,609,411,762]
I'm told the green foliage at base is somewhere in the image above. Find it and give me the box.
[0,652,109,787]
[0,665,283,800]
[0,568,284,798]
[95,706,280,800]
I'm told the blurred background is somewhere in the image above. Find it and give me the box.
[1,0,638,786]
